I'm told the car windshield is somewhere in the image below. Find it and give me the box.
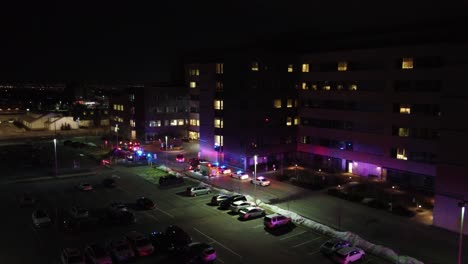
[136,238,150,247]
[204,248,215,255]
[335,251,348,259]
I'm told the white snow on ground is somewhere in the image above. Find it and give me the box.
[155,165,424,264]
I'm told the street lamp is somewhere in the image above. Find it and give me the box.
[295,164,298,181]
[115,124,119,148]
[53,138,58,177]
[165,136,168,151]
[458,201,467,264]
[254,155,258,205]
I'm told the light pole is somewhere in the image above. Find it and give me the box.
[254,155,258,205]
[390,185,396,212]
[165,135,168,151]
[53,138,58,177]
[458,201,467,264]
[115,124,119,148]
[295,164,298,181]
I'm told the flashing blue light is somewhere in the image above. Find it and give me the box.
[236,170,243,174]
[220,165,226,169]
[348,143,352,146]
[340,147,344,150]
[212,162,219,166]
[147,153,151,157]
[136,150,143,155]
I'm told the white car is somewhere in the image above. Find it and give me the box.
[229,200,255,213]
[32,209,52,227]
[231,171,249,180]
[251,176,271,186]
[332,247,365,264]
[69,206,89,219]
[239,206,266,220]
[78,183,93,191]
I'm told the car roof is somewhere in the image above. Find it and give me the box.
[336,247,361,254]
[243,206,261,211]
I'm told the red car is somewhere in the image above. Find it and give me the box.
[176,154,185,162]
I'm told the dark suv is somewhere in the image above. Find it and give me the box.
[219,195,247,209]
[159,175,184,187]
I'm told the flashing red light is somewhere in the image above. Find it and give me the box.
[265,118,270,122]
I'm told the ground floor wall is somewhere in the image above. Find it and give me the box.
[433,194,468,235]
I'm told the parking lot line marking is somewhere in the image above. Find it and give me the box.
[155,206,175,218]
[144,212,160,222]
[193,227,242,259]
[253,224,264,228]
[279,230,307,240]
[307,249,321,255]
[291,237,322,248]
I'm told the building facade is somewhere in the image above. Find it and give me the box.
[185,43,468,234]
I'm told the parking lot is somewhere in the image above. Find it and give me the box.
[0,164,393,264]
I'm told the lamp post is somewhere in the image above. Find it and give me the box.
[295,164,298,181]
[390,185,396,212]
[459,201,467,264]
[254,155,258,205]
[115,124,119,148]
[165,135,168,151]
[53,138,58,177]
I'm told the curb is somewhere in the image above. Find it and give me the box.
[3,171,97,184]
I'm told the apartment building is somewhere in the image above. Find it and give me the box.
[186,43,468,234]
[185,52,298,170]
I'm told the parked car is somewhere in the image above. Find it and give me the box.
[320,239,351,256]
[164,225,192,251]
[251,176,271,186]
[239,206,266,220]
[107,238,135,263]
[219,195,247,209]
[77,182,93,191]
[103,210,136,225]
[108,202,127,212]
[229,201,255,213]
[84,243,112,264]
[32,209,52,227]
[231,171,249,180]
[69,206,89,219]
[125,231,154,257]
[332,247,365,264]
[176,154,185,162]
[186,186,211,197]
[210,194,231,205]
[136,197,155,210]
[263,213,292,229]
[60,248,85,264]
[183,242,217,263]
[159,175,184,186]
[62,216,99,234]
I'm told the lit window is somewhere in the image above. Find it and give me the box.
[189,119,199,126]
[170,120,178,126]
[302,64,309,72]
[156,120,161,127]
[273,99,282,108]
[189,69,199,76]
[83,112,86,115]
[337,84,344,90]
[90,111,94,115]
[286,99,293,108]
[402,58,414,69]
[400,105,411,114]
[251,62,259,71]
[398,128,409,137]
[338,61,348,71]
[286,117,292,126]
[350,84,358,91]
[178,119,185,126]
[149,121,156,127]
[301,82,309,90]
[287,64,294,72]
[214,118,223,128]
[323,85,331,91]
[397,148,408,160]
[311,84,318,90]
[190,82,197,88]
[130,120,135,127]
[214,135,224,146]
[113,104,117,110]
[214,100,224,110]
[216,63,224,74]
[294,117,299,125]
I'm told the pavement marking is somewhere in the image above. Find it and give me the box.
[143,212,160,222]
[291,237,322,248]
[217,257,225,263]
[193,227,242,259]
[155,206,175,218]
[279,230,307,240]
[253,224,264,228]
[307,249,321,255]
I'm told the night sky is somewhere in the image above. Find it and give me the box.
[1,1,467,82]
